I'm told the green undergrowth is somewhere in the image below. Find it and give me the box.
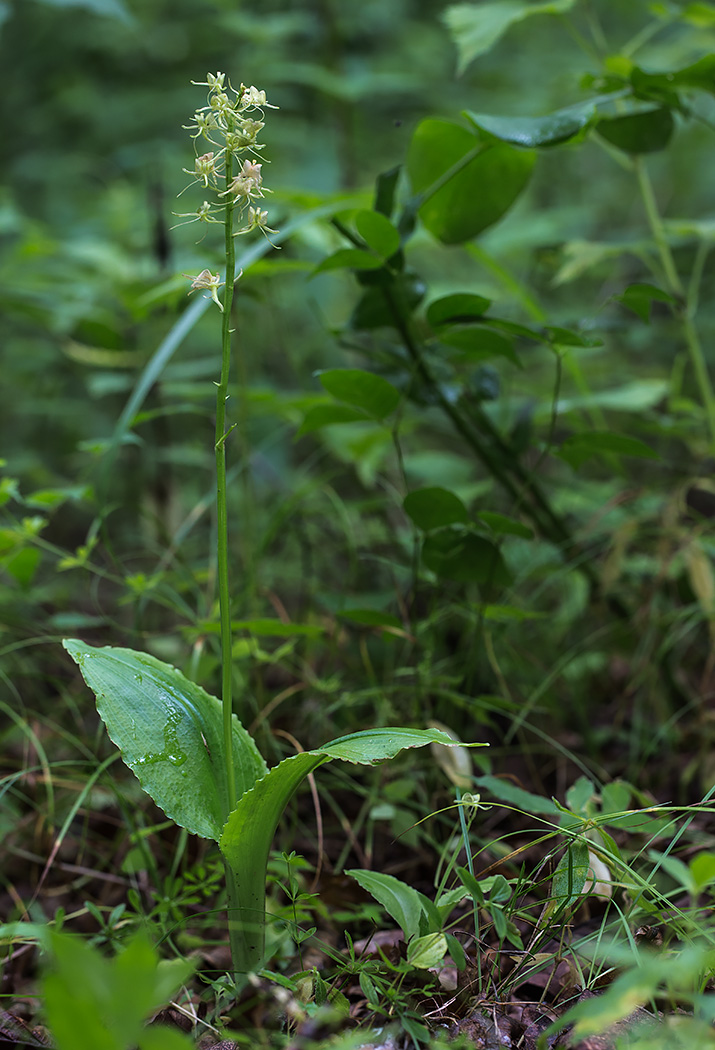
[3,0,715,1046]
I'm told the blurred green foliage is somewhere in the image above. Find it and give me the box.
[2,0,715,795]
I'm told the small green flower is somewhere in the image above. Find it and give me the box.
[183,268,226,311]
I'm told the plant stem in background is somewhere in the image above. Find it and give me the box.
[635,158,715,454]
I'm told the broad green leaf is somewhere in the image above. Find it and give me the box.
[439,325,520,366]
[403,487,469,530]
[355,210,400,258]
[552,840,590,907]
[614,282,675,322]
[597,107,675,153]
[422,528,512,585]
[407,119,535,244]
[311,248,384,276]
[347,870,424,940]
[298,403,371,435]
[426,293,491,326]
[559,432,659,469]
[62,640,267,841]
[219,727,475,969]
[443,0,576,74]
[406,933,448,969]
[318,368,401,419]
[465,99,598,147]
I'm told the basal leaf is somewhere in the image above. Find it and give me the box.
[407,119,535,244]
[219,727,483,969]
[63,640,267,841]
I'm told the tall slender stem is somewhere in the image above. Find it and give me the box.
[216,150,237,815]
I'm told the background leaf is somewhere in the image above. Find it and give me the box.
[443,0,577,73]
[355,210,401,258]
[404,487,470,530]
[347,869,424,940]
[407,119,535,244]
[465,99,597,147]
[318,368,401,419]
[596,107,675,154]
[422,529,512,584]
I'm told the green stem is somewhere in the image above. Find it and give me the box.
[635,158,683,297]
[635,158,715,453]
[216,151,237,816]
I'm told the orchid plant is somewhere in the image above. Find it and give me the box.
[63,73,476,980]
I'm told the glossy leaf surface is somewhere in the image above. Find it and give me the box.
[465,99,597,147]
[407,119,535,244]
[63,640,267,841]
